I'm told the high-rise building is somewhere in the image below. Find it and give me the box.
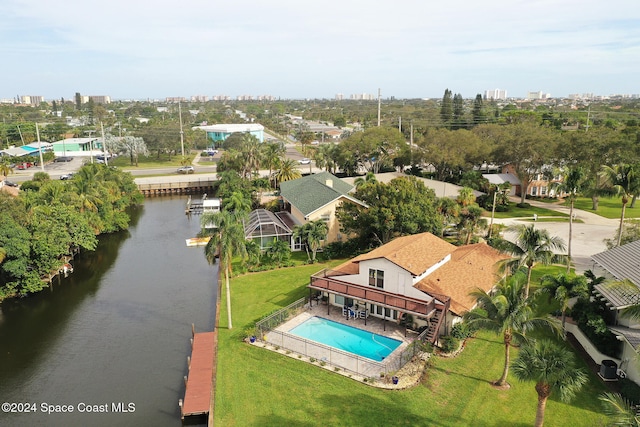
[484,89,507,100]
[20,95,45,105]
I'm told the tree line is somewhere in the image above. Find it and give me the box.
[0,164,143,299]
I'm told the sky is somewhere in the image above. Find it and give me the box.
[1,0,639,101]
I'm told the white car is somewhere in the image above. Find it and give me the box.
[298,158,311,165]
[177,166,195,174]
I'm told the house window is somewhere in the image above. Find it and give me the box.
[368,269,384,288]
[531,186,538,196]
[541,186,547,196]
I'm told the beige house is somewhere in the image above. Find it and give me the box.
[279,172,367,243]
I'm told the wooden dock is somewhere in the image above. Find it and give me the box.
[180,329,217,420]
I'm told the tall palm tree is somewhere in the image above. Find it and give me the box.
[261,142,284,187]
[464,274,561,388]
[601,164,640,247]
[552,166,586,271]
[222,190,252,215]
[201,210,247,330]
[273,158,301,186]
[354,171,377,188]
[511,340,587,427]
[538,272,588,331]
[599,392,640,427]
[436,197,460,238]
[497,224,567,298]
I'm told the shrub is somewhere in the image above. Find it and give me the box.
[619,379,640,405]
[516,202,531,208]
[439,335,460,353]
[451,322,475,340]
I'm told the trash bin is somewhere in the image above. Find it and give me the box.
[600,360,618,380]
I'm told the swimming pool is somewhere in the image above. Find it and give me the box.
[289,316,401,362]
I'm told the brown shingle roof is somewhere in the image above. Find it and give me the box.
[347,233,457,276]
[415,243,509,315]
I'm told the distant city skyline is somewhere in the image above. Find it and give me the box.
[1,0,638,100]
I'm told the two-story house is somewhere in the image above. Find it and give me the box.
[309,232,508,343]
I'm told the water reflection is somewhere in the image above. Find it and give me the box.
[0,196,216,427]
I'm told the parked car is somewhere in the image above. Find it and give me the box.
[60,173,74,180]
[177,166,195,174]
[3,180,18,187]
[298,158,311,165]
[202,149,218,156]
[54,156,73,162]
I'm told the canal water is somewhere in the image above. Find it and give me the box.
[0,196,217,427]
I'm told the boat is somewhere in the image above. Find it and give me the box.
[185,237,211,247]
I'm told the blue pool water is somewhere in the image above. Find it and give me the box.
[289,316,401,361]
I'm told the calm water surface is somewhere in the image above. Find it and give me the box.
[0,196,217,426]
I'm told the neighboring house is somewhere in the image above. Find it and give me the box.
[500,165,564,198]
[51,138,102,157]
[195,123,264,145]
[309,232,508,344]
[590,240,640,384]
[482,173,521,196]
[279,172,367,243]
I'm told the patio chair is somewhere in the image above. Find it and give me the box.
[359,310,369,319]
[342,306,349,317]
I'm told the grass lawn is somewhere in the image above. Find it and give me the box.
[488,203,568,219]
[213,262,608,426]
[109,153,190,169]
[571,197,640,219]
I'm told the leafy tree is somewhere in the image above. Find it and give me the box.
[440,89,453,125]
[338,127,405,174]
[472,94,487,125]
[452,93,465,129]
[464,273,561,388]
[336,176,441,245]
[108,135,149,166]
[511,340,587,427]
[496,224,567,298]
[538,273,588,330]
[201,210,247,330]
[493,123,556,204]
[600,164,640,246]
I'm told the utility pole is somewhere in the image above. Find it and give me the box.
[377,88,381,127]
[36,123,44,172]
[101,121,108,166]
[398,116,401,133]
[488,188,498,239]
[179,102,185,157]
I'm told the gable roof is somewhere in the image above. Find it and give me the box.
[279,171,364,217]
[348,232,457,276]
[414,243,509,315]
[592,240,640,287]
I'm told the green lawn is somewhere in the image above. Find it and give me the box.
[488,203,568,219]
[571,197,640,219]
[213,262,608,426]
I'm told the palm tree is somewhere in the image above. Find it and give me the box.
[293,220,328,263]
[464,273,561,388]
[354,172,377,188]
[601,164,640,247]
[265,238,291,267]
[497,224,567,298]
[511,339,587,427]
[201,210,247,330]
[273,158,301,186]
[456,186,476,207]
[552,166,586,271]
[456,205,486,245]
[538,272,588,331]
[599,392,640,427]
[261,142,284,187]
[222,190,252,215]
[436,197,460,238]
